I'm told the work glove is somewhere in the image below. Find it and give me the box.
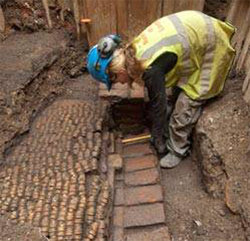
[150,136,167,154]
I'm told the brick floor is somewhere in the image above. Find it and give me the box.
[125,185,163,206]
[123,143,153,157]
[111,136,171,240]
[126,227,171,241]
[124,203,165,228]
[125,168,159,186]
[125,155,156,172]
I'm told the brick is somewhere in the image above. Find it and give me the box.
[99,83,129,98]
[125,185,163,206]
[129,82,145,99]
[125,168,159,186]
[108,154,123,170]
[115,188,124,206]
[126,227,171,241]
[124,203,165,228]
[125,155,156,172]
[123,144,153,157]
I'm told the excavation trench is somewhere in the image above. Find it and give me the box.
[107,96,248,241]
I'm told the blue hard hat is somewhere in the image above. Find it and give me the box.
[87,45,113,91]
[87,34,122,91]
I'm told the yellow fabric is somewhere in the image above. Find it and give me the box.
[132,10,236,100]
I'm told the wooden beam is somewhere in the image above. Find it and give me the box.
[243,69,250,103]
[235,5,250,71]
[0,7,5,32]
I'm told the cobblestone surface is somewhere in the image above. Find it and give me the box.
[0,99,109,241]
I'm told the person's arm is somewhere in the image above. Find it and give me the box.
[143,52,177,153]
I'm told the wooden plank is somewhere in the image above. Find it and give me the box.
[83,0,115,46]
[0,7,5,32]
[234,4,250,70]
[226,0,238,23]
[243,69,250,103]
[128,0,162,38]
[163,0,204,15]
[236,15,250,71]
[116,0,129,40]
[162,0,176,15]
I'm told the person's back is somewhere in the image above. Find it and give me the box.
[132,10,236,100]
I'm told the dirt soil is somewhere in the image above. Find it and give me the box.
[0,216,47,241]
[161,77,250,241]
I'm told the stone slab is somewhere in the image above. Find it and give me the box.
[126,227,171,241]
[125,185,163,206]
[125,155,156,172]
[125,168,159,186]
[124,203,165,228]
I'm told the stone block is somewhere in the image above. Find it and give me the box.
[108,154,123,170]
[125,155,156,172]
[125,185,163,206]
[125,168,159,186]
[124,203,165,228]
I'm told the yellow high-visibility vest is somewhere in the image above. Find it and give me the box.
[132,11,236,100]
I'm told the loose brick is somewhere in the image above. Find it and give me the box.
[124,203,165,228]
[129,82,145,99]
[125,155,156,172]
[126,227,171,241]
[125,168,159,186]
[123,143,153,158]
[115,188,124,206]
[99,83,129,98]
[125,185,163,206]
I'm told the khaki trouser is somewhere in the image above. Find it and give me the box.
[166,91,205,157]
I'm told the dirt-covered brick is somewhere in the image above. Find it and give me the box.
[125,185,163,206]
[124,203,165,228]
[125,168,159,186]
[125,155,156,172]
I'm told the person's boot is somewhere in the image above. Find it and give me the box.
[160,152,183,168]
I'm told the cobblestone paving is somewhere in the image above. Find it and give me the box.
[0,99,109,241]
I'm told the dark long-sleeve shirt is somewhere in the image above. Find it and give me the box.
[142,52,178,139]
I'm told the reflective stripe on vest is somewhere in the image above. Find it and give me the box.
[139,12,217,96]
[198,12,216,96]
[141,35,179,59]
